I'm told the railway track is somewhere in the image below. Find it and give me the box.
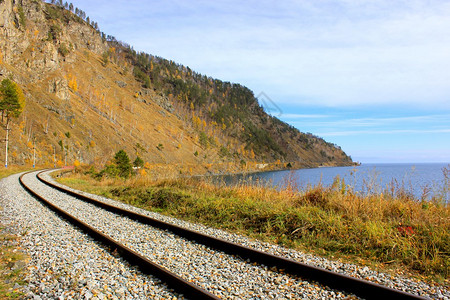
[19,170,425,299]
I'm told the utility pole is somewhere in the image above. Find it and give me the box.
[53,146,56,168]
[4,119,9,168]
[33,137,36,168]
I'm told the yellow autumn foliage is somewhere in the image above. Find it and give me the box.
[68,75,78,92]
[74,160,81,168]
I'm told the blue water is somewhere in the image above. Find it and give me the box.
[219,163,449,202]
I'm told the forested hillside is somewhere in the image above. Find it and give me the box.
[0,0,354,176]
[106,35,354,168]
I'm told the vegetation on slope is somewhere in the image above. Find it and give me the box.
[47,0,352,167]
[113,41,353,165]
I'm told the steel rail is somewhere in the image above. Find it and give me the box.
[19,171,219,300]
[37,170,425,300]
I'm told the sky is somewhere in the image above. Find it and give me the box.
[67,0,450,163]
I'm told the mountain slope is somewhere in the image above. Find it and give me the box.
[0,0,354,176]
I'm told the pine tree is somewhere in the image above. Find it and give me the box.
[114,149,132,178]
[0,79,25,167]
[133,156,144,168]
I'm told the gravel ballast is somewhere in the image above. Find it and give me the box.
[24,171,354,299]
[0,173,180,299]
[1,170,448,299]
[40,171,449,299]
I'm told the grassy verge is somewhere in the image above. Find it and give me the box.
[57,168,449,284]
[0,166,35,180]
[0,166,33,299]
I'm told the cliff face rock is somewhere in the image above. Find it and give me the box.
[0,0,13,28]
[0,0,28,66]
[0,0,108,114]
[48,77,69,101]
[0,0,106,79]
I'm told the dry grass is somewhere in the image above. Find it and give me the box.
[58,166,449,283]
[0,166,35,180]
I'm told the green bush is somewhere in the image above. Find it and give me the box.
[18,5,26,27]
[199,132,208,148]
[58,44,70,57]
[133,156,144,168]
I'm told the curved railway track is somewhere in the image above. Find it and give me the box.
[19,170,425,299]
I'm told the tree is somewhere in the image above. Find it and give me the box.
[0,79,25,167]
[68,75,77,92]
[199,131,208,148]
[133,156,144,168]
[114,149,132,178]
[101,51,109,66]
[0,79,24,119]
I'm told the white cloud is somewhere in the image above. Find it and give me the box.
[319,129,450,137]
[72,0,450,109]
[281,114,330,119]
[302,114,450,128]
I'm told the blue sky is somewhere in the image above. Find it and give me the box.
[67,0,450,163]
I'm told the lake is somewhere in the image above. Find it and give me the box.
[219,163,449,203]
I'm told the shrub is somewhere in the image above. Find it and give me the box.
[133,156,144,168]
[73,160,81,168]
[102,51,109,66]
[18,5,26,27]
[219,146,229,158]
[199,132,208,148]
[58,44,70,57]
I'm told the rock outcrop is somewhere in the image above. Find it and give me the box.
[0,0,106,81]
